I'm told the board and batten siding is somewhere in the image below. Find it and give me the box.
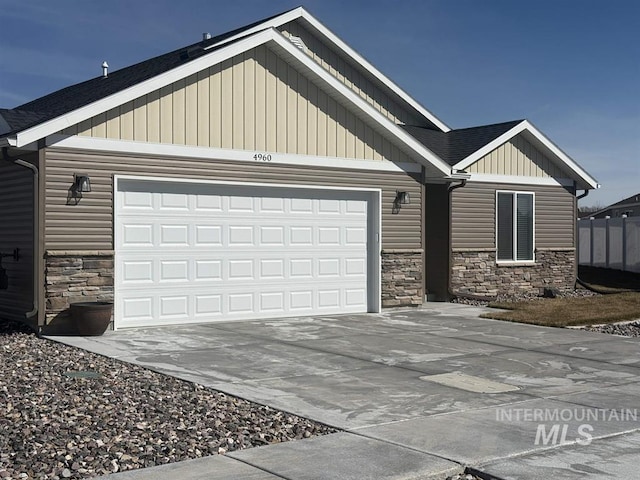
[467,134,571,178]
[279,20,424,127]
[43,148,422,252]
[451,182,575,251]
[0,154,36,320]
[60,45,413,164]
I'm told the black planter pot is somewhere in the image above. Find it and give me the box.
[69,302,113,336]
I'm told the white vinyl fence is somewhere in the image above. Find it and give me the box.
[578,216,640,273]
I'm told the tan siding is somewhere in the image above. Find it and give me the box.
[0,154,36,319]
[469,134,572,178]
[451,183,496,250]
[70,45,412,163]
[536,185,576,248]
[147,89,161,143]
[451,182,576,251]
[44,148,421,252]
[279,20,424,126]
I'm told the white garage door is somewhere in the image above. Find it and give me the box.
[115,178,379,328]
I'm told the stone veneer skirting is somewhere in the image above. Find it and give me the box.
[45,251,114,324]
[450,249,576,297]
[381,249,423,307]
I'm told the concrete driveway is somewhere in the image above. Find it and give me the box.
[50,303,640,479]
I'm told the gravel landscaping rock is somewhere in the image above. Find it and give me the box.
[583,321,640,337]
[452,288,599,307]
[0,320,338,479]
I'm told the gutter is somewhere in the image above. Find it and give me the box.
[1,147,39,320]
[576,189,589,201]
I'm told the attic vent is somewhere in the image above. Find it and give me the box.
[288,35,307,52]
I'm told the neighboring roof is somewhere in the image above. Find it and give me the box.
[604,193,640,209]
[591,193,640,217]
[0,9,290,136]
[402,120,522,166]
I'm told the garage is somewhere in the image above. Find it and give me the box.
[114,178,380,328]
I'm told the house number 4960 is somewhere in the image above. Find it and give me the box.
[253,153,272,162]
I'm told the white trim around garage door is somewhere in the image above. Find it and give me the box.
[113,175,381,328]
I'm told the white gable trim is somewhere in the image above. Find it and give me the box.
[12,29,278,148]
[45,134,422,174]
[266,31,451,175]
[453,120,599,189]
[14,28,451,176]
[209,7,451,133]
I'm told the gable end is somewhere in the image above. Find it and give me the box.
[466,133,572,179]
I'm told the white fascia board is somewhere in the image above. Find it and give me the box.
[268,32,451,176]
[13,29,279,149]
[453,120,599,189]
[46,134,422,174]
[209,7,451,133]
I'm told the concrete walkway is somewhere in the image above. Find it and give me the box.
[49,304,640,479]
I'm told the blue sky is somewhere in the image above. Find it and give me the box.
[1,0,638,207]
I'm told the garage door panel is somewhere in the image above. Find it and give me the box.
[116,180,376,328]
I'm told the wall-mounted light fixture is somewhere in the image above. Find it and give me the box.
[395,191,410,205]
[392,190,410,214]
[73,173,91,193]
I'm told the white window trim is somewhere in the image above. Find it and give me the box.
[495,190,536,264]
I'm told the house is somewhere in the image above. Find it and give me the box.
[0,7,599,332]
[589,193,640,219]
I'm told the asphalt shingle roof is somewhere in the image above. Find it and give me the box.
[403,120,523,166]
[0,9,291,136]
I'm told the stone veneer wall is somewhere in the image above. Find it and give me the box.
[44,251,114,325]
[450,249,576,297]
[381,249,423,307]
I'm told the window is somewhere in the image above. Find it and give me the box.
[497,191,534,262]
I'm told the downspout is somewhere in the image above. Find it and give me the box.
[447,178,467,300]
[2,147,39,320]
